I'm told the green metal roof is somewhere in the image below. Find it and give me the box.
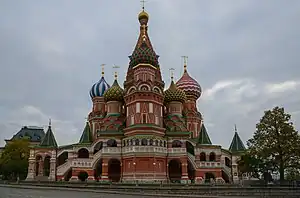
[229,126,246,152]
[79,122,93,144]
[39,125,58,148]
[197,124,212,145]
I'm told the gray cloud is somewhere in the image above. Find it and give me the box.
[1,0,300,148]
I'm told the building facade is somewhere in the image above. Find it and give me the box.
[25,9,246,184]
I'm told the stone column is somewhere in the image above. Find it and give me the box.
[101,158,109,181]
[181,159,189,184]
[38,160,43,176]
[26,150,36,181]
[87,169,95,181]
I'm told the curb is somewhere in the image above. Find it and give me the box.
[0,184,218,198]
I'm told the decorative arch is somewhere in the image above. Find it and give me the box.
[141,138,147,146]
[138,83,151,91]
[209,152,216,161]
[153,86,162,94]
[108,158,121,182]
[127,86,137,94]
[78,148,89,158]
[43,155,51,176]
[225,157,231,167]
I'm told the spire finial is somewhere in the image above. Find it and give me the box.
[85,117,88,123]
[234,124,237,133]
[113,65,120,80]
[141,0,146,11]
[101,64,106,77]
[49,118,51,127]
[169,68,175,81]
[181,56,188,72]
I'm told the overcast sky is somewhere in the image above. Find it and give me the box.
[1,0,300,148]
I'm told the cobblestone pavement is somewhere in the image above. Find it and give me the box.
[0,186,148,198]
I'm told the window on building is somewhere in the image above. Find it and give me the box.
[155,116,159,125]
[131,116,134,125]
[136,103,140,113]
[142,114,147,124]
[149,103,153,113]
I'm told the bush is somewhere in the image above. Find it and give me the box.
[77,171,88,182]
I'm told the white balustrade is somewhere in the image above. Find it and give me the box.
[72,159,93,168]
[198,161,222,168]
[102,147,121,154]
[57,159,72,175]
[167,148,186,154]
[187,153,198,169]
[122,146,167,154]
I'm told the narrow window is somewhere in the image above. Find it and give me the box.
[136,103,140,113]
[149,103,153,113]
[142,114,147,124]
[131,116,134,125]
[155,116,159,125]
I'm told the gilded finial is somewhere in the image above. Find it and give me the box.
[113,65,120,80]
[234,124,237,133]
[169,68,175,81]
[49,118,51,127]
[181,56,188,72]
[101,64,106,77]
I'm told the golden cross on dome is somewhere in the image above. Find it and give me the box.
[234,124,237,133]
[181,56,188,72]
[49,118,51,126]
[140,0,147,10]
[169,68,175,80]
[101,64,106,77]
[113,65,120,79]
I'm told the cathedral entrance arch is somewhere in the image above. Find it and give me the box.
[94,158,103,181]
[35,155,42,176]
[43,156,51,177]
[108,158,121,182]
[168,159,182,183]
[204,172,215,183]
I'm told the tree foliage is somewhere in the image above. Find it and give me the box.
[0,139,30,180]
[247,106,300,181]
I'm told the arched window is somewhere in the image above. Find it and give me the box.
[107,139,117,147]
[149,139,153,146]
[200,152,206,161]
[172,140,182,148]
[78,148,89,158]
[141,138,147,146]
[135,139,139,146]
[209,152,216,161]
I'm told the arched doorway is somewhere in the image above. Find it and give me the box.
[187,161,195,181]
[57,152,68,166]
[78,171,88,182]
[108,158,121,182]
[168,159,182,183]
[222,170,230,183]
[64,169,72,181]
[94,159,103,181]
[43,156,51,177]
[35,155,42,176]
[204,172,215,183]
[78,148,89,158]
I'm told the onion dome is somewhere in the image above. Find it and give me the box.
[176,67,202,100]
[164,80,187,104]
[90,76,110,99]
[138,10,149,25]
[103,79,124,102]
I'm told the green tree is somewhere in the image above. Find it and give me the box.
[247,106,300,182]
[237,151,261,179]
[0,139,30,180]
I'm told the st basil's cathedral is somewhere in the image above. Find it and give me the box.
[22,8,246,184]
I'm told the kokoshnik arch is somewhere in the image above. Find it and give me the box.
[23,8,247,184]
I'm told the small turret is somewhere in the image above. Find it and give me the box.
[229,125,246,152]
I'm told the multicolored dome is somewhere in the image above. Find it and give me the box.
[164,80,187,104]
[90,76,110,99]
[129,41,159,68]
[176,70,202,100]
[103,79,124,102]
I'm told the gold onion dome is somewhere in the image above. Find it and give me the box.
[138,10,149,24]
[164,80,187,104]
[103,79,124,102]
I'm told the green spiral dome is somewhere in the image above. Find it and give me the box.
[164,80,187,104]
[104,79,124,102]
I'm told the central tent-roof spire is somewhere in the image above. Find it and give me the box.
[128,2,159,68]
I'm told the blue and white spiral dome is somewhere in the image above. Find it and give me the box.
[90,76,110,99]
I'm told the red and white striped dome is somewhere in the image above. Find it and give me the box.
[176,69,202,100]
